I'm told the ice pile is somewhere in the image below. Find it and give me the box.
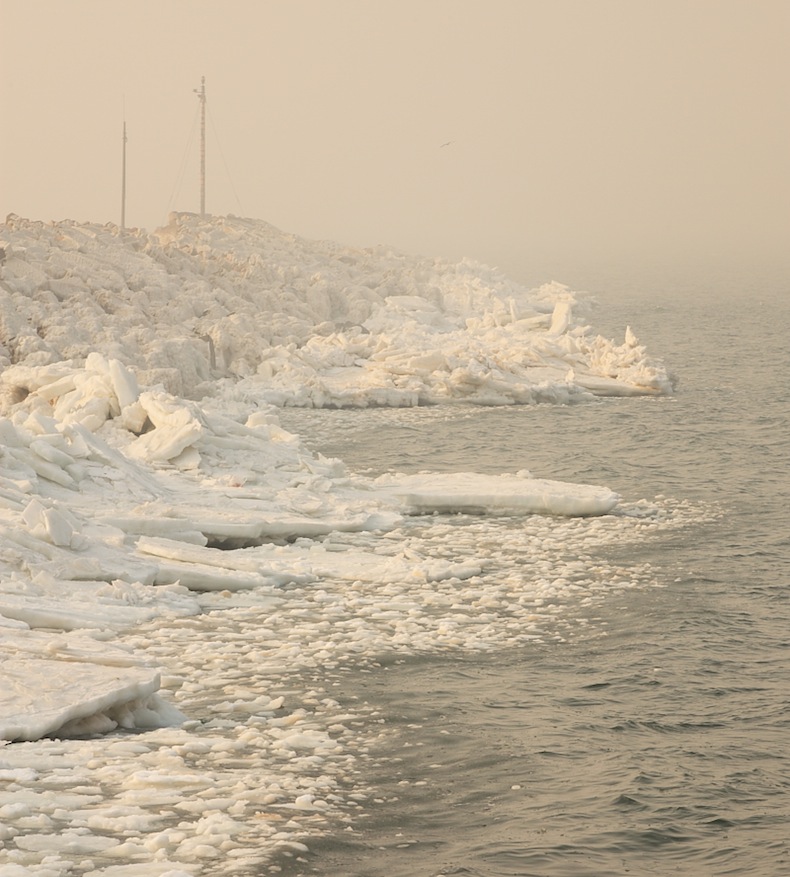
[0,212,670,406]
[0,212,675,875]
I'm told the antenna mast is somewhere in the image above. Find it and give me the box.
[121,119,127,230]
[195,76,206,217]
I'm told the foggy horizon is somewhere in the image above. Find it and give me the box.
[2,0,788,284]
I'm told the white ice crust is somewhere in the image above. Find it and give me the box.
[0,213,674,875]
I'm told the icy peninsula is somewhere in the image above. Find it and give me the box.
[0,213,673,876]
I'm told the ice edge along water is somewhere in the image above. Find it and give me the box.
[0,212,672,876]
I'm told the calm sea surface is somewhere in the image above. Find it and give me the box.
[277,266,790,877]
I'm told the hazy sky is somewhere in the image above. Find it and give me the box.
[1,0,788,281]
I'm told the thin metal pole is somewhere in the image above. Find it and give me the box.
[198,76,206,217]
[121,120,127,230]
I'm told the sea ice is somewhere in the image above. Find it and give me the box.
[0,212,670,740]
[0,212,679,875]
[377,471,620,517]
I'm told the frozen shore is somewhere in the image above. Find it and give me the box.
[0,213,675,875]
[0,212,674,740]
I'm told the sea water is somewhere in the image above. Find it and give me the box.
[275,265,790,877]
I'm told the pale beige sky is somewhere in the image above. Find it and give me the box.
[1,0,787,280]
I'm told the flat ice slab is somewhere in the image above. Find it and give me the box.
[0,631,181,741]
[377,471,620,517]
